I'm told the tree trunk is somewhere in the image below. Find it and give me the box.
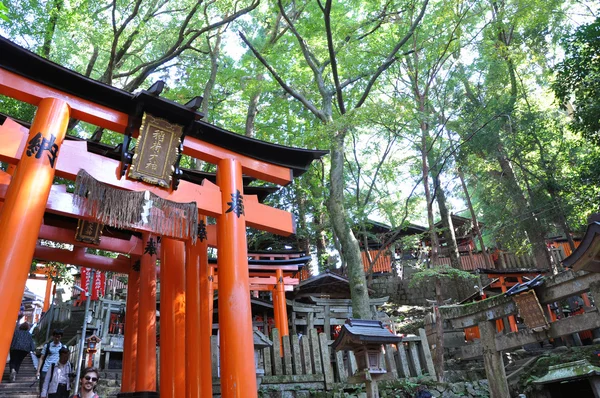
[458,167,493,267]
[201,31,223,118]
[328,133,371,319]
[421,123,440,266]
[496,151,551,269]
[40,0,63,58]
[245,74,264,137]
[433,171,461,269]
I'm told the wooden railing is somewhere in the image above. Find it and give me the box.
[211,328,435,393]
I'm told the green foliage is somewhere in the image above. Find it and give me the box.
[553,17,600,144]
[409,265,477,289]
[0,1,8,22]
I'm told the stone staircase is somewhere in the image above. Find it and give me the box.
[0,354,40,398]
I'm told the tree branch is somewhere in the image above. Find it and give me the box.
[239,31,327,123]
[355,0,430,109]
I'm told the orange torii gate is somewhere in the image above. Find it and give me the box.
[0,37,326,398]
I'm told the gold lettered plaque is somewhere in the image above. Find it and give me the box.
[75,219,103,245]
[128,113,183,188]
[513,290,549,332]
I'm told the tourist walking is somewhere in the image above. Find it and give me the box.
[71,367,100,398]
[9,322,35,382]
[40,346,72,398]
[37,329,64,392]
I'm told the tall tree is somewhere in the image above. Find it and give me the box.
[241,0,429,318]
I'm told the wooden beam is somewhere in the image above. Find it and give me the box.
[0,122,295,234]
[33,245,131,273]
[183,136,292,185]
[0,70,294,185]
[38,224,143,256]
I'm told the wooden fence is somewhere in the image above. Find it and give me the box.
[211,328,435,394]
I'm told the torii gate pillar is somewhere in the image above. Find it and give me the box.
[0,98,70,380]
[216,158,258,398]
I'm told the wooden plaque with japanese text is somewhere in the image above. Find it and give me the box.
[512,290,549,332]
[75,219,103,245]
[128,113,183,188]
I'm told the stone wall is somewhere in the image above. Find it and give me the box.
[258,378,491,397]
[370,266,477,306]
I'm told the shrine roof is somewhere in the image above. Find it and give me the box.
[331,319,401,350]
[293,270,375,297]
[0,37,328,177]
[475,268,549,275]
[562,221,600,273]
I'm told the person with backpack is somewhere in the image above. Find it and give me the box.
[40,346,72,398]
[71,367,100,398]
[37,329,64,393]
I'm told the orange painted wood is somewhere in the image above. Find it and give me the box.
[183,136,292,186]
[272,287,282,341]
[0,116,28,164]
[0,69,128,132]
[33,245,131,273]
[498,277,518,333]
[276,268,289,337]
[38,224,144,256]
[0,98,70,380]
[0,70,295,186]
[121,269,140,393]
[43,277,52,312]
[160,238,186,398]
[216,158,257,398]
[211,275,299,286]
[136,233,157,392]
[186,222,213,398]
[0,129,295,234]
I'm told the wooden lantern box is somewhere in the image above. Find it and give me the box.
[332,319,402,397]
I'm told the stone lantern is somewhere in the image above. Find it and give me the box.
[253,327,272,389]
[332,319,402,398]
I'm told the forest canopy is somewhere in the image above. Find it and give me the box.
[1,0,598,316]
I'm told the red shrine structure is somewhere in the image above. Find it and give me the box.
[0,37,327,398]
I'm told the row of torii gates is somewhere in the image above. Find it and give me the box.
[0,37,326,398]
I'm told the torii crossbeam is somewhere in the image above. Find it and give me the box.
[0,37,326,398]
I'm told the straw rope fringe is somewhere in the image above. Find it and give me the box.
[73,169,197,243]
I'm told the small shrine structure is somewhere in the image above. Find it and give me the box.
[332,319,402,398]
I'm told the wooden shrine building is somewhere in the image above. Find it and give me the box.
[0,37,327,398]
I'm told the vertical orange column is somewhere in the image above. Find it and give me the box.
[43,276,53,312]
[0,98,70,380]
[160,238,186,398]
[208,265,214,329]
[186,217,213,398]
[186,239,202,398]
[136,233,157,392]
[276,269,289,337]
[121,268,140,393]
[216,158,258,398]
[272,287,282,333]
[499,277,518,332]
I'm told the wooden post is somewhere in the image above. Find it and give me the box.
[272,286,283,350]
[0,98,70,379]
[216,158,258,398]
[186,217,213,398]
[160,238,186,398]
[43,276,53,312]
[479,320,509,398]
[499,277,518,332]
[276,269,289,337]
[121,268,140,393]
[135,233,157,392]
